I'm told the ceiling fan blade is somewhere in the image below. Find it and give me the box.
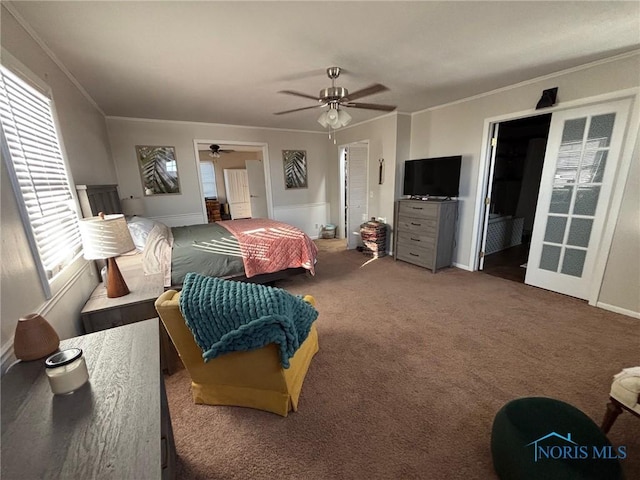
[274,104,326,115]
[344,83,389,101]
[344,102,397,112]
[278,90,319,101]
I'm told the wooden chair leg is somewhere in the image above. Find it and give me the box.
[601,399,623,434]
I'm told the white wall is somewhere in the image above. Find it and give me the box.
[410,52,640,313]
[106,117,332,234]
[1,7,116,362]
[333,113,400,226]
[598,134,640,315]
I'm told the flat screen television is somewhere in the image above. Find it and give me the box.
[403,156,461,198]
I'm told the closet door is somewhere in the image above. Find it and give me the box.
[346,144,368,250]
[223,169,252,219]
[525,99,631,299]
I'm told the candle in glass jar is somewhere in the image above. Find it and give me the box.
[45,348,89,394]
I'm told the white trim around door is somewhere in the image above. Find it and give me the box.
[472,87,639,307]
[192,140,273,222]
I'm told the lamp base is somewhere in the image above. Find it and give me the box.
[106,257,130,298]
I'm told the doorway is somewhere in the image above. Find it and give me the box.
[477,97,633,303]
[480,114,551,283]
[339,142,369,250]
[193,141,271,223]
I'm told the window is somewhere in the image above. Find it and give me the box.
[200,160,218,198]
[0,64,82,298]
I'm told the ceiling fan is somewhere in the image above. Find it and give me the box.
[209,144,235,158]
[274,67,396,127]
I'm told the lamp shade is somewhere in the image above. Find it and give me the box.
[317,111,329,128]
[121,197,145,216]
[79,214,135,260]
[326,107,340,127]
[338,109,352,127]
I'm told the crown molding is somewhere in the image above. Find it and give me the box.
[105,115,328,134]
[411,49,640,115]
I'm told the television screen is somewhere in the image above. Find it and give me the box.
[403,156,461,198]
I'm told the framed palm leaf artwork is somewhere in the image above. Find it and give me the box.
[136,146,181,195]
[283,150,308,189]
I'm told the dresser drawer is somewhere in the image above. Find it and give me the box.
[397,216,437,235]
[397,230,435,247]
[231,203,251,219]
[82,301,157,333]
[398,201,438,220]
[396,243,434,269]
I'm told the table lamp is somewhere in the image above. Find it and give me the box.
[79,213,135,298]
[121,196,145,217]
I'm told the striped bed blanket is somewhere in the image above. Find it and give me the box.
[218,218,317,278]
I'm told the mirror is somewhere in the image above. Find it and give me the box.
[136,145,181,195]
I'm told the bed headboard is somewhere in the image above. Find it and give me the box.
[76,184,122,217]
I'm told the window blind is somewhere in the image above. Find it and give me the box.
[200,161,217,198]
[0,65,82,292]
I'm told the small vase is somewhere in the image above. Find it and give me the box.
[14,313,60,361]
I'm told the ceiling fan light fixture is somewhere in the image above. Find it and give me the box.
[338,109,352,127]
[326,107,340,127]
[209,151,220,158]
[317,111,329,128]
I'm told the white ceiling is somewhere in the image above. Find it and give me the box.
[6,1,640,132]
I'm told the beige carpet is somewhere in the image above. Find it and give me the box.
[164,247,639,479]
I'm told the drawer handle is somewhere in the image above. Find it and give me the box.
[409,252,420,257]
[410,222,422,226]
[410,237,420,242]
[411,207,424,210]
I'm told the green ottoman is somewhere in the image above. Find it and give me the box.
[491,397,624,480]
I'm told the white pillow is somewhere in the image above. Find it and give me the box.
[142,222,173,287]
[126,216,158,251]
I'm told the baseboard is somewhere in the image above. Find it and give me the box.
[453,262,472,271]
[596,302,640,319]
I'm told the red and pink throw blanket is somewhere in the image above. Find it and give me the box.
[218,219,317,278]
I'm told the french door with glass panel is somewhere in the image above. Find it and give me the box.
[525,99,631,300]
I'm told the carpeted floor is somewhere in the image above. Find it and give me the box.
[164,245,639,479]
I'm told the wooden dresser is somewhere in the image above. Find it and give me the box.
[393,199,458,272]
[205,198,222,223]
[1,319,176,479]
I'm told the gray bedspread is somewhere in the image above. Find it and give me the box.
[170,223,245,286]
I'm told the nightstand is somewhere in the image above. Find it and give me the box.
[81,255,180,373]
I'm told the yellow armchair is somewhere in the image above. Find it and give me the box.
[154,290,319,417]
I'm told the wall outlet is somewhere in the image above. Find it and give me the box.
[315,223,319,229]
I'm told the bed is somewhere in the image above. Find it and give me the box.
[76,185,317,288]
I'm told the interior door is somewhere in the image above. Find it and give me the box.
[525,99,631,299]
[223,168,252,219]
[346,144,368,250]
[245,159,268,219]
[478,123,500,270]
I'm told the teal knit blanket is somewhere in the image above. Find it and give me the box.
[179,272,318,368]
